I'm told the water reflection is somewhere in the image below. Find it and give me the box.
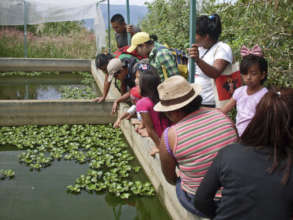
[0,74,96,100]
[0,149,171,220]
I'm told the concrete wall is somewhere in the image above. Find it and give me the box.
[0,58,114,126]
[91,61,208,220]
[0,58,91,72]
[0,100,116,126]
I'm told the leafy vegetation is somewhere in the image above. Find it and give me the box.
[141,0,190,49]
[0,169,15,180]
[0,125,155,199]
[0,21,96,58]
[59,72,98,99]
[141,0,293,88]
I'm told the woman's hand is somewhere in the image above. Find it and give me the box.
[189,44,200,62]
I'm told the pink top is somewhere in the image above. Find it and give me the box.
[233,86,268,136]
[136,97,168,137]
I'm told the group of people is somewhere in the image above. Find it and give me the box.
[93,13,293,219]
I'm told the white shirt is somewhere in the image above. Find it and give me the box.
[194,41,233,105]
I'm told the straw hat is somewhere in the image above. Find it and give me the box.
[154,75,201,112]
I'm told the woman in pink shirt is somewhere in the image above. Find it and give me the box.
[135,64,169,156]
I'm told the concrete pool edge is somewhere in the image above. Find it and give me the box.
[91,60,208,220]
[0,58,91,72]
[0,99,116,125]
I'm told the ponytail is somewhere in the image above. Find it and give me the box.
[241,89,293,185]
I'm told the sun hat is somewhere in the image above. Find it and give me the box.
[154,75,201,112]
[107,58,123,82]
[127,32,151,53]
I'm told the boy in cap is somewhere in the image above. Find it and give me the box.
[127,32,179,81]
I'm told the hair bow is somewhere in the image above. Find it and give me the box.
[240,45,263,57]
[138,63,150,71]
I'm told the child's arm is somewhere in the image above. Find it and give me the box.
[112,91,130,114]
[93,74,111,103]
[113,112,131,128]
[220,98,236,114]
[140,112,160,147]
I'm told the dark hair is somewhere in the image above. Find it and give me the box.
[180,95,203,115]
[196,14,222,41]
[150,34,158,42]
[110,14,125,24]
[144,40,154,46]
[281,88,293,129]
[138,65,161,104]
[95,53,113,69]
[241,89,293,185]
[240,54,268,84]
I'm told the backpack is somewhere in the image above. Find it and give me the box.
[113,45,145,60]
[158,46,189,79]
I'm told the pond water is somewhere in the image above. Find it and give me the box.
[0,149,171,220]
[0,73,101,99]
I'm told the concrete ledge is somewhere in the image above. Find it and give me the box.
[0,100,116,126]
[93,59,207,220]
[0,58,91,72]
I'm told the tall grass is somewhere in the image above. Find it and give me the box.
[0,27,97,59]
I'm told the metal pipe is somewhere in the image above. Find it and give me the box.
[188,0,196,83]
[126,0,131,45]
[24,0,28,58]
[107,0,111,53]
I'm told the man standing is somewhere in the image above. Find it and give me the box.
[127,32,179,81]
[111,14,140,49]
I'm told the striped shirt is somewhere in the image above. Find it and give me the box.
[173,108,237,195]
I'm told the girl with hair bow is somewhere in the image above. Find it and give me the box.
[220,45,269,136]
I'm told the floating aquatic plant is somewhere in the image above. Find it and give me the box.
[0,169,15,179]
[0,124,155,199]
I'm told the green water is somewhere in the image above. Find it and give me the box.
[0,150,170,220]
[0,74,100,100]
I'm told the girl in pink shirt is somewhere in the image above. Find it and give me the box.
[135,64,169,155]
[221,45,268,136]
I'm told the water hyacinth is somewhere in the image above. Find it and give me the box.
[0,125,155,199]
[0,169,15,180]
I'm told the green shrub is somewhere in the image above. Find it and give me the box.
[141,0,293,88]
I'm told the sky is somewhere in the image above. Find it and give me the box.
[101,0,153,6]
